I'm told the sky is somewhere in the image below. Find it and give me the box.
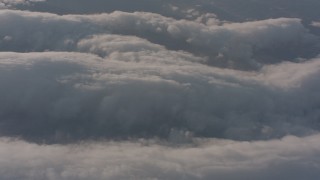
[0,0,320,179]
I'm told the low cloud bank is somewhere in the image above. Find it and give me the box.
[0,52,319,142]
[0,10,318,141]
[1,134,320,180]
[0,10,318,70]
[1,3,320,179]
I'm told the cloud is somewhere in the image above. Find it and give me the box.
[76,34,204,65]
[0,7,319,143]
[1,2,320,179]
[7,0,320,23]
[0,51,319,142]
[311,21,320,28]
[1,134,320,180]
[0,0,45,9]
[0,10,318,70]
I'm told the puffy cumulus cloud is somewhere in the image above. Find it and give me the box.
[77,34,163,56]
[76,34,204,64]
[0,10,318,70]
[0,51,319,142]
[1,134,320,179]
[195,13,221,26]
[259,58,320,89]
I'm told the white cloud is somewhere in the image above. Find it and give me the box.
[311,21,320,28]
[77,34,204,64]
[0,134,320,180]
[77,34,162,56]
[0,10,318,70]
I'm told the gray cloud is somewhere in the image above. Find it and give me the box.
[0,52,319,142]
[0,10,318,70]
[1,134,320,180]
[1,2,320,179]
[312,21,320,28]
[0,0,45,9]
[7,0,320,23]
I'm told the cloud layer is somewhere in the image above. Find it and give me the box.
[1,1,320,179]
[0,10,319,70]
[0,51,319,142]
[0,10,318,142]
[1,134,320,180]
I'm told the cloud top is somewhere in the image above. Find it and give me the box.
[0,10,319,70]
[0,51,319,142]
[1,2,320,179]
[1,134,320,180]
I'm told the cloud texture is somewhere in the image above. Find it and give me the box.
[1,0,320,179]
[0,51,320,142]
[0,10,319,70]
[1,134,320,180]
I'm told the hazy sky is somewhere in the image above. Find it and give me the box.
[1,0,320,179]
